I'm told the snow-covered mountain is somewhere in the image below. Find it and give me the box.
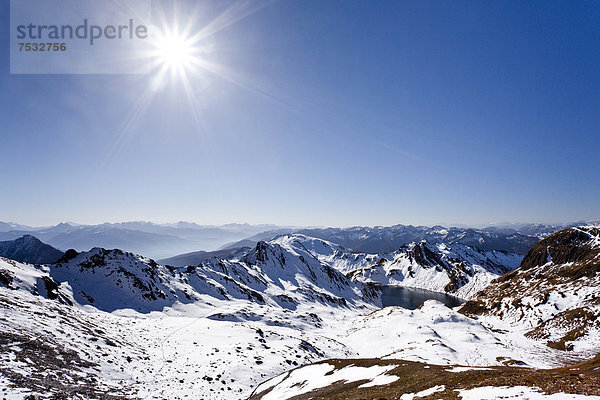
[344,242,521,299]
[48,238,377,313]
[43,233,521,315]
[222,221,600,255]
[266,234,522,299]
[301,225,542,254]
[0,219,595,262]
[223,225,543,255]
[0,235,63,264]
[461,226,600,356]
[1,231,599,399]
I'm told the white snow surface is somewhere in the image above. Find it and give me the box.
[255,362,398,400]
[0,282,565,399]
[400,385,445,399]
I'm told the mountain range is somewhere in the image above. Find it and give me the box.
[1,219,595,261]
[0,222,279,259]
[0,224,599,398]
[220,221,600,254]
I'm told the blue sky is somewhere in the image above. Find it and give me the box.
[1,0,599,227]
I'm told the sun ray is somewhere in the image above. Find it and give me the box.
[103,83,159,168]
[190,0,275,43]
[103,0,283,165]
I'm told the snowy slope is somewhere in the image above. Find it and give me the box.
[0,256,73,305]
[461,226,600,356]
[0,278,564,400]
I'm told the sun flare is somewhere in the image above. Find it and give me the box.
[154,33,195,68]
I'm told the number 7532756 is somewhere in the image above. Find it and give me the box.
[18,42,67,51]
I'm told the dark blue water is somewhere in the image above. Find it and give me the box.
[381,285,465,309]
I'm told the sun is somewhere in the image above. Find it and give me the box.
[154,32,195,69]
[145,23,209,90]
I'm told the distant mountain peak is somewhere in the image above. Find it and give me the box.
[0,235,63,264]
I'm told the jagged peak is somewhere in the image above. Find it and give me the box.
[53,246,160,271]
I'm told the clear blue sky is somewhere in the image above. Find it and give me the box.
[1,0,599,227]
